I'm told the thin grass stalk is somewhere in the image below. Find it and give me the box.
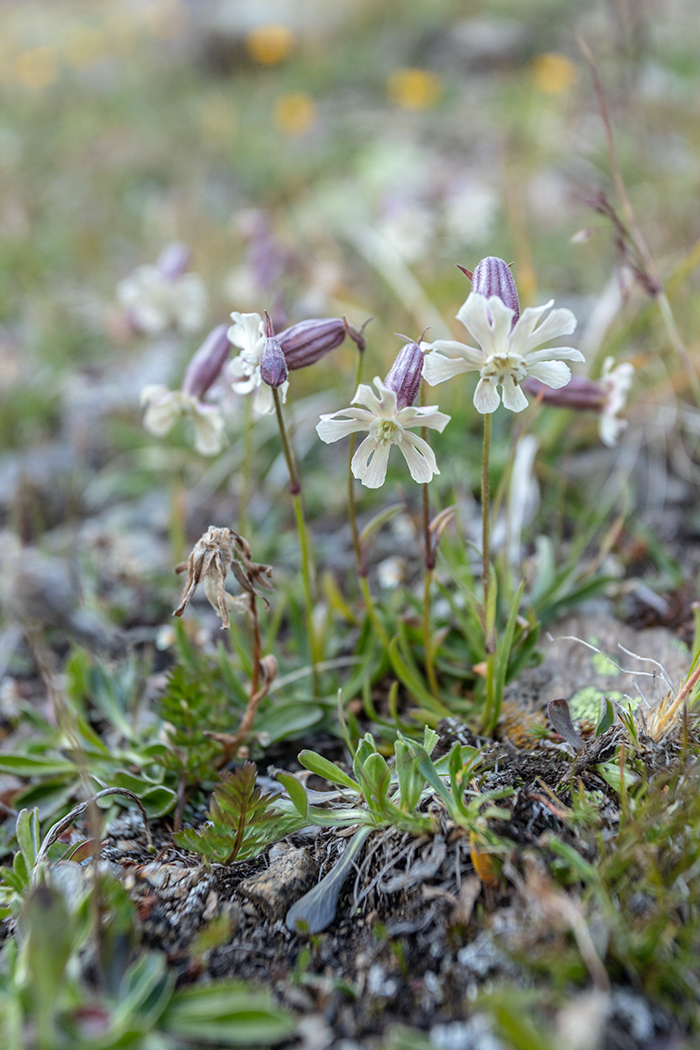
[481,412,497,732]
[271,388,319,695]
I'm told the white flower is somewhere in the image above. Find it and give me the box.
[117,266,207,335]
[140,385,225,456]
[599,357,634,447]
[422,292,584,413]
[316,377,450,489]
[227,311,289,415]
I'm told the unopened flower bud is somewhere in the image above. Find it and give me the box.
[259,313,289,389]
[182,324,231,399]
[522,375,604,412]
[156,242,191,282]
[469,256,520,322]
[384,340,424,408]
[278,316,368,370]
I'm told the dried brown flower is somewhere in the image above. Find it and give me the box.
[173,526,273,629]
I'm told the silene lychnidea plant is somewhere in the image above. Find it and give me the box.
[135,250,634,739]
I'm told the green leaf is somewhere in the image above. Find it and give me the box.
[596,697,615,737]
[0,756,75,777]
[388,633,451,717]
[261,703,324,743]
[15,808,40,870]
[359,751,391,804]
[276,772,308,818]
[298,751,359,792]
[163,982,296,1045]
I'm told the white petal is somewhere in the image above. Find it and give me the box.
[525,346,584,364]
[371,377,398,419]
[599,412,627,447]
[351,434,391,488]
[351,381,383,415]
[473,377,501,414]
[422,351,473,386]
[252,383,275,415]
[140,383,170,406]
[457,293,514,355]
[526,360,572,389]
[514,304,577,356]
[316,410,372,444]
[507,301,554,353]
[500,376,529,412]
[191,404,225,455]
[427,339,485,368]
[397,405,451,433]
[228,312,264,355]
[142,390,182,436]
[397,431,439,483]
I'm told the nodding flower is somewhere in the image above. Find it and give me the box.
[524,357,634,446]
[140,324,231,456]
[259,313,289,389]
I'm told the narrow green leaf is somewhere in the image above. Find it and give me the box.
[298,751,358,792]
[276,773,308,818]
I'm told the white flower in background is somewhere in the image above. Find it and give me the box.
[139,324,231,456]
[140,386,225,456]
[599,357,634,447]
[316,377,450,489]
[522,356,634,447]
[377,555,406,589]
[117,252,207,335]
[422,292,584,413]
[227,311,288,415]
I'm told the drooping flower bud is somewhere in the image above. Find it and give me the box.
[182,324,231,399]
[463,256,520,328]
[259,312,289,389]
[156,242,191,283]
[522,375,605,412]
[384,339,424,409]
[278,316,369,370]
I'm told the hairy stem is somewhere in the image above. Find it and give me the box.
[239,395,254,536]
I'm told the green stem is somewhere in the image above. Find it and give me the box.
[481,412,492,616]
[481,412,497,734]
[272,388,319,695]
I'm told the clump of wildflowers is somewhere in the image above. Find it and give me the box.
[316,340,450,488]
[117,243,207,335]
[140,324,231,455]
[422,256,584,413]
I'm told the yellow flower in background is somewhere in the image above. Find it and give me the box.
[387,68,442,110]
[274,93,316,136]
[246,24,295,65]
[14,46,57,90]
[532,52,577,94]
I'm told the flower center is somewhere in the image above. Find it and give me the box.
[372,418,401,446]
[481,352,527,385]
